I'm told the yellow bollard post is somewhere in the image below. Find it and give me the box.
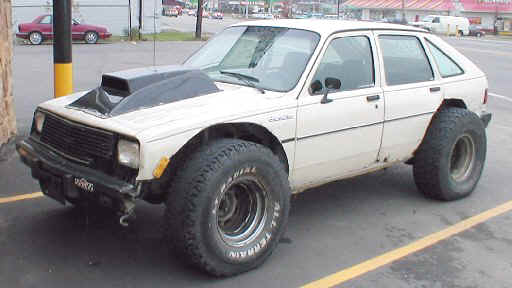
[53,0,73,98]
[446,24,450,36]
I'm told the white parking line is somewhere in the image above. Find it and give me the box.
[489,92,512,103]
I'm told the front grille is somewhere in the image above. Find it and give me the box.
[40,113,116,164]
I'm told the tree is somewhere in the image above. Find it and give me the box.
[0,0,16,160]
[195,0,204,39]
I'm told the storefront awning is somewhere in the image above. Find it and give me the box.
[459,0,512,12]
[342,0,454,11]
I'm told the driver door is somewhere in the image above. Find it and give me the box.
[293,31,384,189]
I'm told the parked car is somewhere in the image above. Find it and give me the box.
[410,15,470,36]
[187,9,196,16]
[469,24,486,37]
[382,17,408,25]
[210,12,224,19]
[164,7,179,17]
[251,13,273,19]
[18,20,491,277]
[16,15,111,45]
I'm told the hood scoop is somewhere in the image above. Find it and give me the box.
[67,66,220,118]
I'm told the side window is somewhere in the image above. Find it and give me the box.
[311,36,374,94]
[426,40,464,78]
[432,17,440,23]
[379,35,434,86]
[39,15,52,24]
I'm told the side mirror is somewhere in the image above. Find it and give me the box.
[325,77,341,90]
[309,80,323,94]
[321,77,341,104]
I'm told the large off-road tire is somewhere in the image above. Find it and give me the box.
[164,139,290,276]
[413,108,486,201]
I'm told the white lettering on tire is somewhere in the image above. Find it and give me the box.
[219,166,283,261]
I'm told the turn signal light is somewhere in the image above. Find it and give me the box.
[153,157,170,179]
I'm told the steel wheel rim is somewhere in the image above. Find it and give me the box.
[30,33,42,44]
[449,134,476,182]
[86,32,97,43]
[216,175,267,247]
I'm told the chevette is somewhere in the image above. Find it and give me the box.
[17,20,491,276]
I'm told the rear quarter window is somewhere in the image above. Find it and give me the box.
[425,39,464,78]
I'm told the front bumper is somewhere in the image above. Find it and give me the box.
[16,138,137,209]
[481,111,492,128]
[100,32,112,39]
[16,32,28,39]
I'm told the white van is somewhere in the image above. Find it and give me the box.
[412,15,470,36]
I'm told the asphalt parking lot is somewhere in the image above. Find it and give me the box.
[1,36,512,287]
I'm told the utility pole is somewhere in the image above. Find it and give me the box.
[0,0,17,160]
[139,0,143,40]
[53,0,73,98]
[494,0,499,35]
[196,0,203,39]
[337,0,340,19]
[129,0,132,39]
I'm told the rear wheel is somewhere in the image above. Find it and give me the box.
[164,139,290,276]
[84,31,99,44]
[413,108,486,201]
[28,31,43,45]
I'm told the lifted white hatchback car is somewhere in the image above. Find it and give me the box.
[18,20,492,276]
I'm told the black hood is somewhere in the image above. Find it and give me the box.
[67,66,220,118]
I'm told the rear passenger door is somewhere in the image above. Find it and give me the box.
[375,32,443,163]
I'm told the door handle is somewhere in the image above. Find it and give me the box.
[430,87,441,92]
[366,95,380,102]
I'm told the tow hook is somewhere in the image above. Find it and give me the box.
[119,198,136,227]
[119,182,142,226]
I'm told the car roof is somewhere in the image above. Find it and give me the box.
[231,19,426,36]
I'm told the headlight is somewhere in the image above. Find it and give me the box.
[34,111,46,134]
[117,139,140,169]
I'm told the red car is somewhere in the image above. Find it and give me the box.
[16,15,111,45]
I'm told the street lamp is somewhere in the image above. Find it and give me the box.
[401,0,405,22]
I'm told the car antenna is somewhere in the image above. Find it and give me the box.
[152,0,157,70]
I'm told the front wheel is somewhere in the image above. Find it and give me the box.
[84,31,99,44]
[413,108,487,201]
[164,139,291,276]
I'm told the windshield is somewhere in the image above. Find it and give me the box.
[184,26,320,92]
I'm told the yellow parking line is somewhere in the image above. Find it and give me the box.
[0,192,43,204]
[302,200,512,288]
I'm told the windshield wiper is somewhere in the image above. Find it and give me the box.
[220,70,265,94]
